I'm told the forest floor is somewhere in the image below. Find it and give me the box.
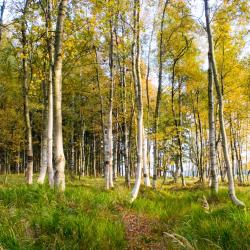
[0,175,250,250]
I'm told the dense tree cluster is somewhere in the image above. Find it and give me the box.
[0,0,250,204]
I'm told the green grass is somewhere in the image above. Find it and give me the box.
[0,175,250,249]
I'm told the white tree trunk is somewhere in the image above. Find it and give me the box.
[131,0,143,202]
[108,114,114,188]
[37,128,48,184]
[81,126,85,176]
[37,0,54,186]
[204,0,244,207]
[47,0,54,187]
[205,0,218,194]
[105,18,114,189]
[104,130,110,189]
[53,0,68,191]
[47,62,54,186]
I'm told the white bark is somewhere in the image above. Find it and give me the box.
[47,64,54,186]
[38,68,48,184]
[80,126,85,176]
[105,18,114,189]
[53,0,68,191]
[47,0,54,187]
[37,0,54,186]
[204,0,244,207]
[104,130,110,189]
[37,130,48,184]
[131,0,143,202]
[205,0,218,194]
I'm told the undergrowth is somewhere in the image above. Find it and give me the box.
[0,175,250,249]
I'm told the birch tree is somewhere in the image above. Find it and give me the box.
[206,21,218,193]
[131,0,143,202]
[53,0,68,191]
[37,0,54,186]
[104,11,115,190]
[46,0,54,187]
[153,0,169,189]
[204,0,244,207]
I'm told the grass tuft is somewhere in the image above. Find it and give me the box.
[1,175,250,249]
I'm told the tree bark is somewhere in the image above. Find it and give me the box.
[94,47,105,178]
[93,134,96,178]
[131,0,143,202]
[153,0,169,189]
[37,0,54,185]
[204,0,244,207]
[143,128,150,186]
[21,0,33,185]
[53,0,68,191]
[105,17,114,189]
[206,1,218,193]
[38,74,48,184]
[0,0,5,44]
[47,0,54,187]
[171,64,185,186]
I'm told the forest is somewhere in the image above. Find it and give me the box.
[0,0,250,249]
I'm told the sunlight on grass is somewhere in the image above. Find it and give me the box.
[0,175,250,249]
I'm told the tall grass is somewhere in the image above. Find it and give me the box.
[0,175,250,249]
[0,177,126,249]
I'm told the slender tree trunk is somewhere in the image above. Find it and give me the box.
[123,95,130,187]
[143,128,150,186]
[193,105,201,179]
[38,76,48,184]
[197,105,204,182]
[79,122,85,178]
[113,113,118,181]
[53,0,68,191]
[38,0,54,184]
[131,0,143,202]
[70,127,75,177]
[94,48,105,178]
[86,144,90,176]
[116,133,120,179]
[47,0,54,187]
[153,0,169,189]
[230,118,236,180]
[115,29,130,186]
[177,80,185,186]
[93,134,96,178]
[145,5,157,187]
[204,0,244,207]
[105,18,114,189]
[0,0,5,45]
[21,0,33,185]
[171,64,185,186]
[127,105,134,186]
[16,146,20,175]
[206,6,218,193]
